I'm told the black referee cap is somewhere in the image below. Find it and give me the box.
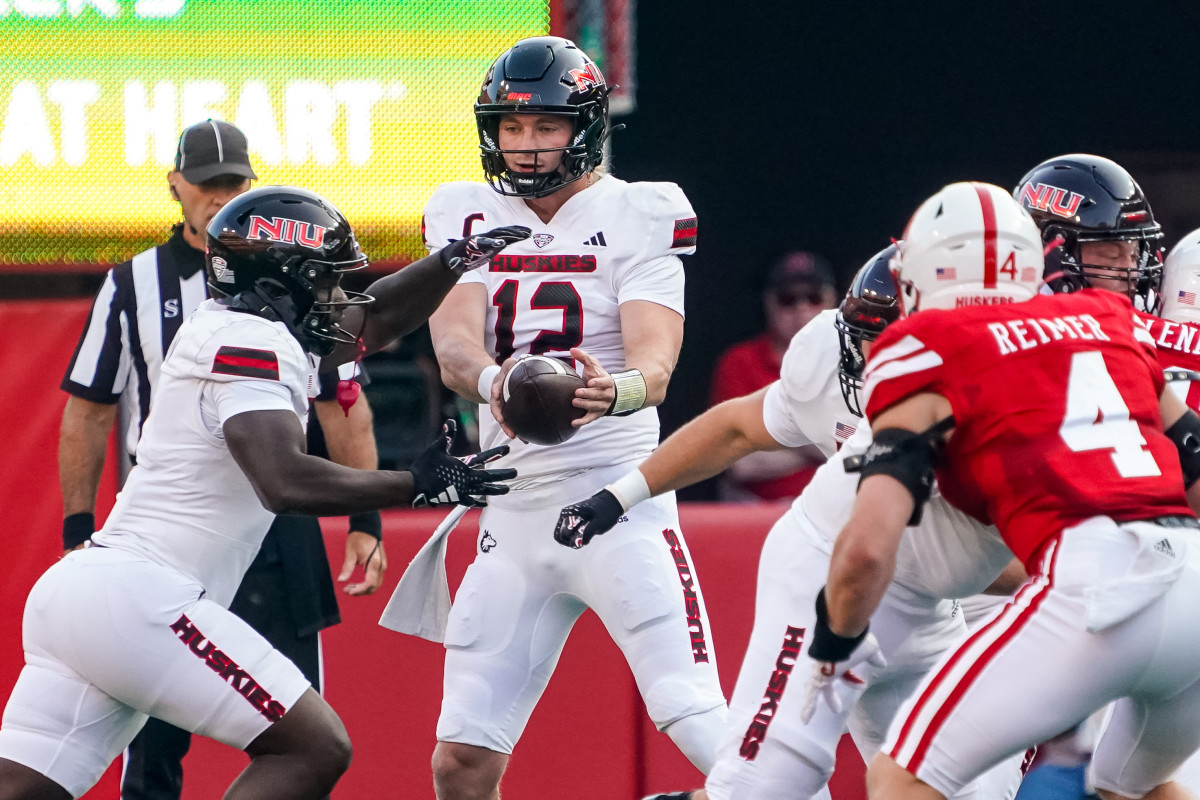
[174,119,258,184]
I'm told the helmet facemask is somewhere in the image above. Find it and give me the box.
[231,254,373,358]
[835,317,870,418]
[1042,227,1164,313]
[477,107,607,198]
[835,244,902,417]
[283,255,372,357]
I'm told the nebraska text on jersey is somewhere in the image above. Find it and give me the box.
[1149,318,1200,357]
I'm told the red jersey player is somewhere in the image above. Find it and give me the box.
[810,182,1200,800]
[1142,229,1200,413]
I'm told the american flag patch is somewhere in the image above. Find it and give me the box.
[212,346,280,380]
[834,420,855,442]
[936,267,957,280]
[1180,290,1196,306]
[671,217,698,248]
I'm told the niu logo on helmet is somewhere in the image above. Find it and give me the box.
[246,215,331,248]
[568,64,602,91]
[1019,183,1085,219]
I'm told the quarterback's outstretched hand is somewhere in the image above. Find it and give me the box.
[554,489,623,548]
[440,226,531,275]
[799,588,887,724]
[410,420,517,507]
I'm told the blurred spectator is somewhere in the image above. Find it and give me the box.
[709,251,839,501]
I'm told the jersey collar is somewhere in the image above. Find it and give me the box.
[167,224,207,281]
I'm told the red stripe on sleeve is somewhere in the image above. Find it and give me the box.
[215,353,277,371]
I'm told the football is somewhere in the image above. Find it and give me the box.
[500,354,587,446]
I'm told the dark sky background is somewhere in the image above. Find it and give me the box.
[611,2,1200,488]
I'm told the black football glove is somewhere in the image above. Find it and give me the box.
[410,420,517,508]
[553,489,624,549]
[440,225,531,275]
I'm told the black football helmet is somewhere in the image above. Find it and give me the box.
[475,36,611,198]
[836,244,902,417]
[1013,154,1164,311]
[206,186,372,357]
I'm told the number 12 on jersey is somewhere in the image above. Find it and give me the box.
[1059,350,1161,478]
[492,279,584,362]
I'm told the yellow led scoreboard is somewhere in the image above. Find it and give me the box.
[0,0,549,267]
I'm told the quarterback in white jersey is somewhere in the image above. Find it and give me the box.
[558,246,1023,800]
[0,187,522,800]
[423,36,727,800]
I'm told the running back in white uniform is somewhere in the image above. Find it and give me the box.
[0,301,317,797]
[422,176,727,769]
[96,300,319,606]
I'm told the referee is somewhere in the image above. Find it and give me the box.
[57,120,387,800]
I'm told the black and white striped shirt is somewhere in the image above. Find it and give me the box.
[62,225,351,456]
[62,226,209,456]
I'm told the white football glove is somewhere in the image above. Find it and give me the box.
[799,632,886,724]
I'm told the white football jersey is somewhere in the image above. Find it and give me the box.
[759,312,1013,600]
[798,425,1014,601]
[424,176,695,503]
[93,301,320,607]
[760,308,862,457]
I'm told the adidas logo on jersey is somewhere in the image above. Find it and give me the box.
[584,231,608,246]
[1155,537,1176,558]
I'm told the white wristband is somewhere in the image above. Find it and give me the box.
[477,364,502,402]
[605,469,652,512]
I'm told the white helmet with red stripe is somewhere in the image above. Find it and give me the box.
[1160,227,1200,325]
[896,182,1044,315]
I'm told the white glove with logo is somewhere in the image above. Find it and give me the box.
[799,587,888,724]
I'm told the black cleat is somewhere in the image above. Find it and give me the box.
[641,794,693,800]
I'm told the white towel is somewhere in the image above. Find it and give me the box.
[379,505,470,642]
